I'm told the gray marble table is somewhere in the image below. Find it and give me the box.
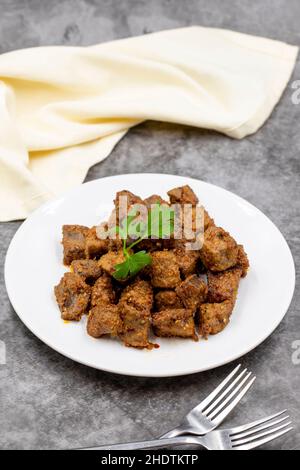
[0,0,299,450]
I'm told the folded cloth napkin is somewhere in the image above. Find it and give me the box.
[0,26,298,221]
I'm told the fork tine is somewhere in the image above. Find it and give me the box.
[231,415,290,441]
[208,375,256,426]
[233,426,293,450]
[206,372,254,419]
[203,368,248,415]
[197,364,242,411]
[229,410,287,436]
[232,421,292,447]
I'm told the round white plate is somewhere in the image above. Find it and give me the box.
[5,174,295,377]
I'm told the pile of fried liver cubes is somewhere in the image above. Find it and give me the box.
[54,185,249,350]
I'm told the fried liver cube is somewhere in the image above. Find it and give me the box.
[184,205,214,232]
[144,194,169,208]
[119,279,153,311]
[200,226,238,272]
[198,300,234,337]
[167,186,213,232]
[87,305,121,338]
[207,267,242,303]
[173,204,213,252]
[62,225,89,265]
[54,272,91,321]
[71,259,102,283]
[91,274,116,307]
[150,251,181,288]
[138,238,164,253]
[173,243,200,278]
[167,185,199,206]
[138,195,171,252]
[108,235,124,252]
[176,275,208,311]
[155,290,183,311]
[114,190,143,224]
[187,205,206,234]
[99,249,126,276]
[85,226,109,259]
[237,245,249,278]
[203,209,215,231]
[119,280,154,349]
[152,309,198,340]
[120,305,153,349]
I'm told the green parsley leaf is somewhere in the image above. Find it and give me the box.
[128,251,152,275]
[112,251,152,280]
[112,259,131,280]
[112,202,174,280]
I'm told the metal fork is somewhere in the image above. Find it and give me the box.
[85,411,292,450]
[161,364,256,438]
[78,364,255,450]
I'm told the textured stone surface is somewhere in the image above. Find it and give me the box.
[0,0,299,450]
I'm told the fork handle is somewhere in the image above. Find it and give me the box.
[160,426,193,439]
[79,436,197,451]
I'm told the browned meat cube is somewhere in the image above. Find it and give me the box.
[207,267,242,303]
[108,235,124,251]
[115,190,144,210]
[91,274,116,307]
[140,197,174,251]
[120,304,154,349]
[62,225,89,265]
[136,262,153,281]
[114,190,143,224]
[167,185,199,206]
[155,290,183,311]
[102,216,124,251]
[174,206,211,251]
[173,243,200,278]
[176,275,208,311]
[54,272,91,321]
[161,236,177,250]
[119,279,153,312]
[85,226,109,259]
[139,238,164,253]
[203,209,215,231]
[107,207,117,226]
[187,205,206,234]
[119,280,154,349]
[200,226,238,272]
[150,251,181,288]
[71,259,102,283]
[152,309,198,340]
[198,300,234,337]
[87,305,121,338]
[99,249,127,276]
[144,194,169,208]
[237,245,249,278]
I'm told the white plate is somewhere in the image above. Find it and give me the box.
[5,174,295,377]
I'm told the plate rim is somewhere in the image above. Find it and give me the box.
[4,173,296,377]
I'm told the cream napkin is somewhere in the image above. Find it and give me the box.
[0,27,298,221]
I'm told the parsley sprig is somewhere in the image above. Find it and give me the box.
[112,203,175,281]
